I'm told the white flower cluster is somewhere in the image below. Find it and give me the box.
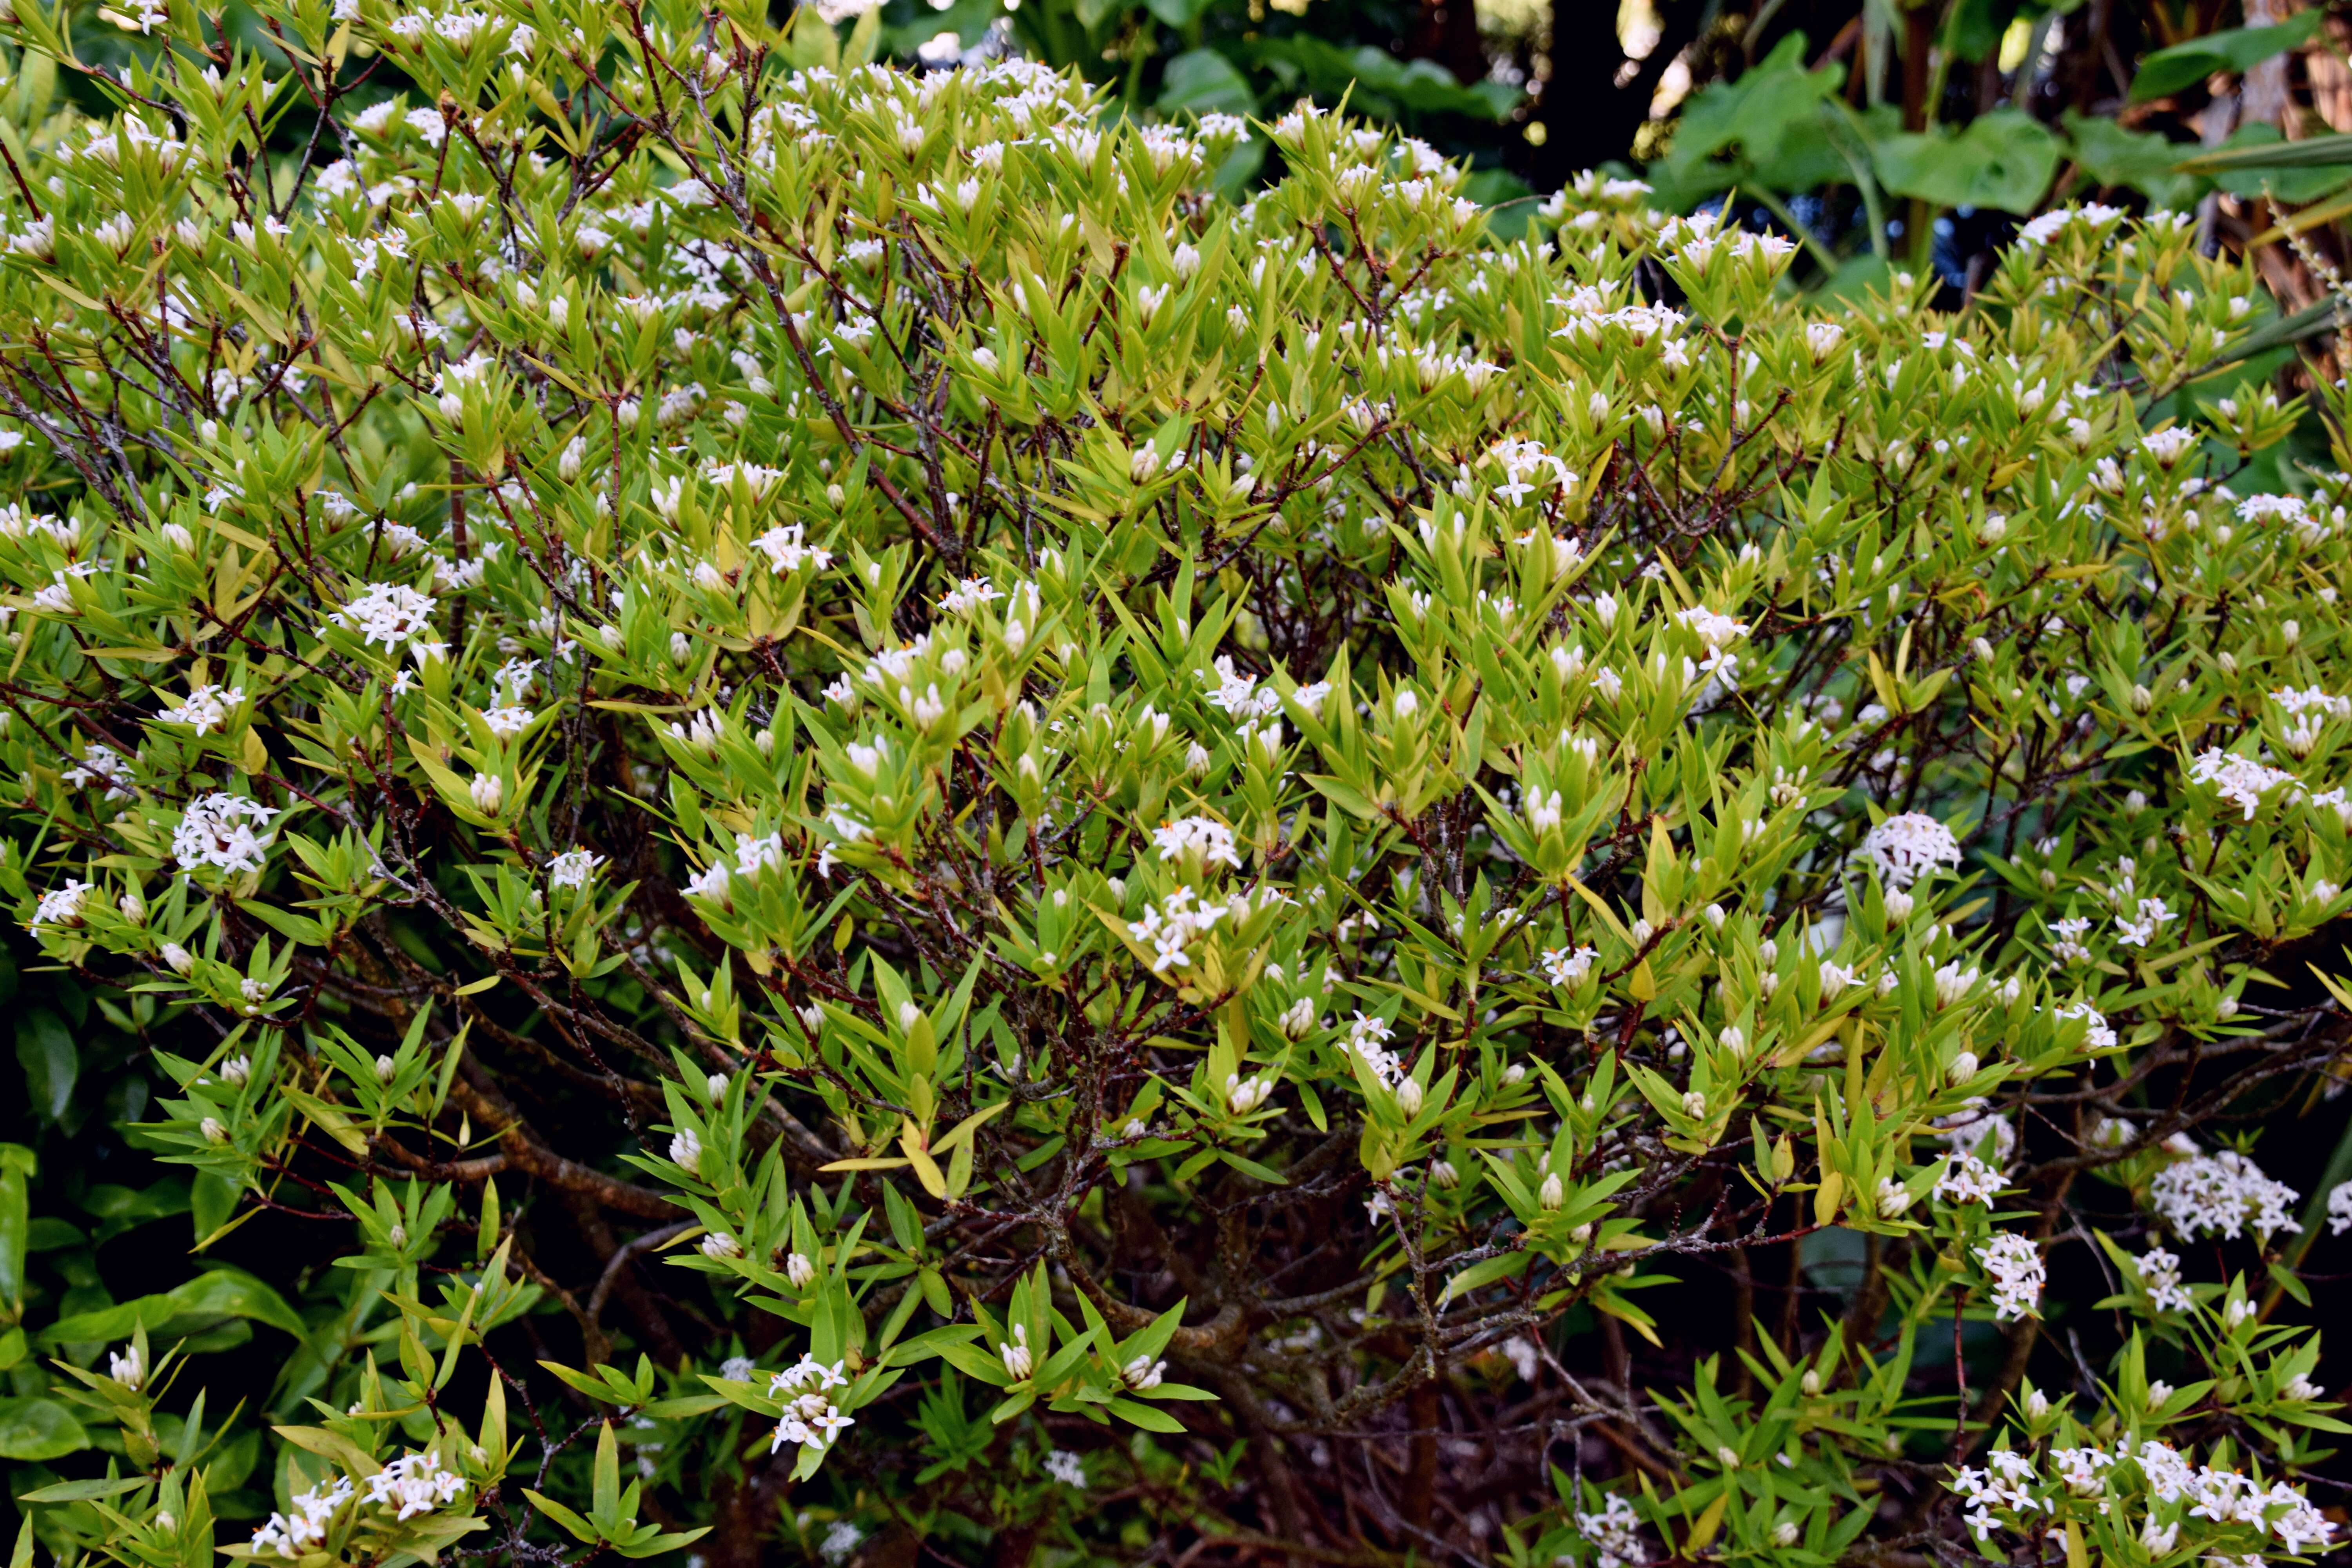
[1538,944,1597,989]
[1123,884,1279,975]
[1043,1448,1087,1486]
[750,522,833,574]
[2148,1150,2300,1243]
[1199,655,1327,723]
[62,743,133,800]
[1673,604,1751,685]
[1486,436,1575,505]
[2329,1180,2352,1236]
[767,1355,855,1452]
[1860,812,1962,888]
[2135,1246,2193,1312]
[2014,202,2126,247]
[1347,1011,1408,1092]
[332,580,437,648]
[157,682,245,735]
[365,1450,467,1520]
[2187,748,2296,820]
[1958,1437,2334,1557]
[1935,1151,2007,1206]
[173,792,278,875]
[251,1477,355,1557]
[32,879,92,928]
[2054,999,2117,1050]
[1571,1491,1648,1568]
[547,848,604,888]
[1974,1232,2044,1321]
[1151,815,1241,869]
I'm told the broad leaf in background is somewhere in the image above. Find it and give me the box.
[1252,35,1518,123]
[2131,12,2323,104]
[1874,107,2062,214]
[2060,111,2205,211]
[1158,47,1256,115]
[1644,34,1850,210]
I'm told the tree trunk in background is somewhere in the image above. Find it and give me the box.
[1405,0,1488,91]
[1531,0,1701,192]
[1901,1,1933,131]
[2312,13,2352,131]
[2241,0,2292,129]
[1901,2,1934,262]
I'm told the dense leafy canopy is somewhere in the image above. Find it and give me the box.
[2,6,2352,1566]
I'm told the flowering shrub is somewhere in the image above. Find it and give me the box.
[2,6,2352,1566]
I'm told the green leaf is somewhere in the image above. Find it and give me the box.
[15,1010,76,1123]
[1214,1148,1288,1185]
[42,1265,308,1348]
[2061,111,2202,209]
[1110,1396,1189,1431]
[0,1143,28,1315]
[2178,127,2352,173]
[523,1490,597,1543]
[1874,108,2061,213]
[1158,49,1255,116]
[2131,13,2323,103]
[15,1475,148,1503]
[0,1397,88,1461]
[1644,33,1848,203]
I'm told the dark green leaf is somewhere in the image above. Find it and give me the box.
[2131,13,2323,103]
[1874,108,2061,212]
[1158,49,1255,116]
[0,1397,89,1462]
[15,1009,77,1122]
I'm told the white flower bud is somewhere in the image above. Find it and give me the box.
[374,1053,397,1083]
[1538,1171,1564,1210]
[162,942,195,975]
[200,1116,227,1145]
[1947,1050,1979,1084]
[470,772,503,815]
[1396,1078,1424,1116]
